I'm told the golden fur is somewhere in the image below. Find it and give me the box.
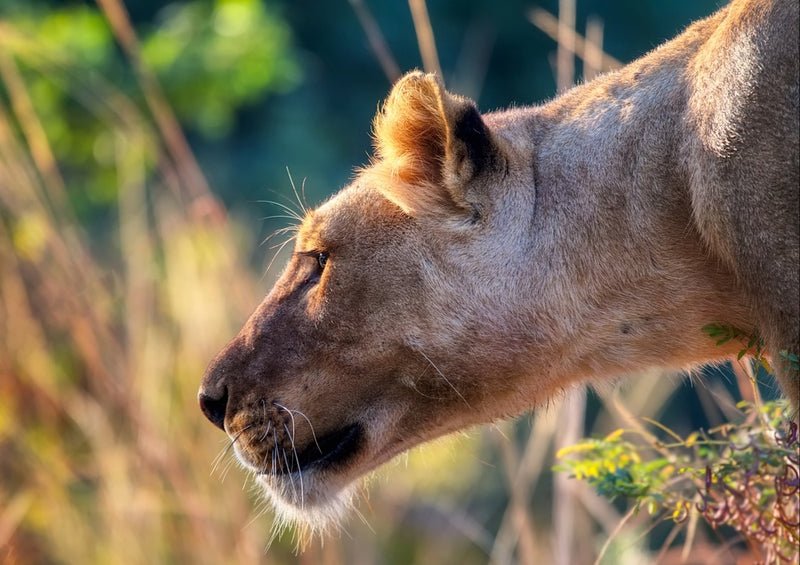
[199,0,799,537]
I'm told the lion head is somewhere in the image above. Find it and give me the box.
[198,72,554,534]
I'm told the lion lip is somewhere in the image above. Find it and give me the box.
[267,422,363,474]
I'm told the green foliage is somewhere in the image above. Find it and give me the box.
[141,0,300,137]
[560,325,798,560]
[555,429,678,512]
[557,400,799,562]
[780,350,800,379]
[0,0,299,221]
[702,323,772,372]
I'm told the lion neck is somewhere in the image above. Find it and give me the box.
[486,24,753,385]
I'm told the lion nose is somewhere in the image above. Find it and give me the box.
[198,387,228,431]
[200,333,247,432]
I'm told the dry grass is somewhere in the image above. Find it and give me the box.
[0,11,274,563]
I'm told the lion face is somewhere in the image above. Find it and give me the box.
[199,176,539,531]
[200,187,525,529]
[198,73,544,531]
[199,67,769,535]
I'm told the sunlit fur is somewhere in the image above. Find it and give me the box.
[366,72,490,218]
[200,0,798,541]
[258,474,356,549]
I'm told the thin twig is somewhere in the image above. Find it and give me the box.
[556,0,576,92]
[491,422,540,565]
[584,16,604,81]
[528,7,622,72]
[349,0,401,83]
[553,388,586,565]
[408,0,442,77]
[592,505,638,565]
[0,50,69,215]
[94,0,214,207]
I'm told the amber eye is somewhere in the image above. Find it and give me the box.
[317,252,328,270]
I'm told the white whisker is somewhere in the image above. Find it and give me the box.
[281,448,298,501]
[285,167,309,216]
[256,197,304,223]
[263,235,298,278]
[417,349,471,407]
[211,425,252,476]
[283,422,306,508]
[272,428,279,478]
[274,402,322,453]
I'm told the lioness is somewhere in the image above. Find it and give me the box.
[199,0,799,534]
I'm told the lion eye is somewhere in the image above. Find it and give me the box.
[317,252,328,270]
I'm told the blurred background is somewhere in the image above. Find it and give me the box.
[0,0,781,564]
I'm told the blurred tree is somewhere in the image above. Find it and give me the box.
[0,0,299,224]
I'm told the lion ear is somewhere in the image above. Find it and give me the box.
[370,71,500,218]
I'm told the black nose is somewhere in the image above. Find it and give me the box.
[198,388,228,431]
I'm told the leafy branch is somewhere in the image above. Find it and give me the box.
[556,400,799,563]
[702,323,773,372]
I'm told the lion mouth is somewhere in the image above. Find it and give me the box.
[263,422,363,475]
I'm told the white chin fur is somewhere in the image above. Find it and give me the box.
[257,472,356,541]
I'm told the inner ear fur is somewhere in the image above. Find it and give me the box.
[369,71,500,218]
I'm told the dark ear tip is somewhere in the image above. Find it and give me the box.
[453,105,493,175]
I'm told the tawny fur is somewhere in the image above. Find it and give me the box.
[200,0,799,538]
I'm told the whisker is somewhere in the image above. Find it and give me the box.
[272,428,279,478]
[265,521,281,553]
[258,422,273,475]
[276,403,298,449]
[259,420,273,444]
[403,366,446,400]
[358,483,375,519]
[263,235,298,278]
[211,425,252,476]
[256,197,305,223]
[258,214,304,224]
[300,177,309,214]
[211,443,231,476]
[219,456,237,484]
[282,448,298,500]
[267,235,298,252]
[274,401,322,453]
[284,422,305,508]
[351,502,375,535]
[286,166,309,216]
[211,447,233,479]
[417,349,471,407]
[261,224,299,248]
[258,398,272,443]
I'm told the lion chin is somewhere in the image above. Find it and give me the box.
[254,472,356,544]
[230,421,372,544]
